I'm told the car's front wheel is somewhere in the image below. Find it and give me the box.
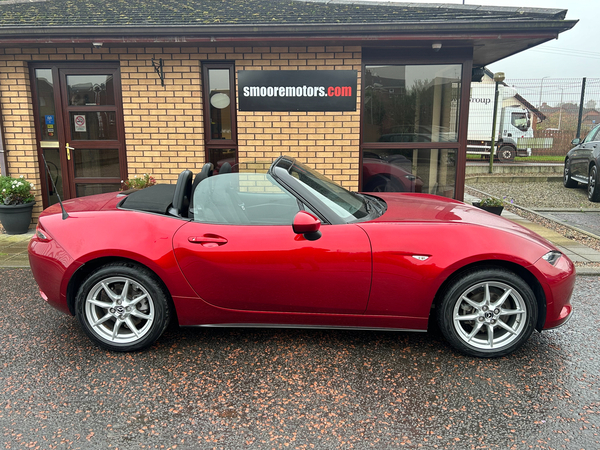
[437,267,537,358]
[75,263,171,352]
[588,165,600,202]
[563,159,578,188]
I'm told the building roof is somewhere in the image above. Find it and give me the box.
[0,0,577,67]
[0,0,570,26]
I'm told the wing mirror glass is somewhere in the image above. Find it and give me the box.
[571,138,581,145]
[293,211,322,241]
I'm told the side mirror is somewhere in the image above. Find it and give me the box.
[571,138,581,145]
[292,211,322,241]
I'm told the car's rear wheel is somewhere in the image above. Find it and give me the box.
[437,267,537,358]
[588,165,600,202]
[75,263,171,352]
[563,159,578,188]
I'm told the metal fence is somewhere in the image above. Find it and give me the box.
[502,77,600,158]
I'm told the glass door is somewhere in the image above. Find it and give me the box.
[59,68,126,197]
[32,64,127,207]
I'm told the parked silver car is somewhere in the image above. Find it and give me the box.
[564,124,600,202]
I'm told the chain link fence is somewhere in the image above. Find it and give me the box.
[502,78,600,159]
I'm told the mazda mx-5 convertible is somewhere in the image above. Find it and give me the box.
[29,156,575,357]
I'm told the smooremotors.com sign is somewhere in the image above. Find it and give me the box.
[238,70,357,112]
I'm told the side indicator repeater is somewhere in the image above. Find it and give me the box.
[412,255,430,261]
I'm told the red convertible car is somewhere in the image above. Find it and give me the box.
[29,156,575,357]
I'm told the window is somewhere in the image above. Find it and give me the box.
[583,125,600,143]
[361,57,466,199]
[511,111,529,132]
[202,63,237,170]
[192,173,300,225]
[363,65,461,143]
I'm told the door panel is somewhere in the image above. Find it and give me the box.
[173,222,372,314]
[573,125,600,178]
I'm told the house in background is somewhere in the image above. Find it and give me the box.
[0,0,577,224]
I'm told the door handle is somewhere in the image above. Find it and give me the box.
[188,235,228,247]
[66,143,74,161]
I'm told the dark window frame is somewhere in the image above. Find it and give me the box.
[201,62,238,166]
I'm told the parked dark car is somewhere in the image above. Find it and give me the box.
[564,124,600,201]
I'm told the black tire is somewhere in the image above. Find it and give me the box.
[75,263,171,352]
[497,146,516,163]
[563,159,578,188]
[364,175,405,193]
[588,165,600,202]
[437,267,537,358]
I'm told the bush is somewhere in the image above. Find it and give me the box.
[0,175,35,205]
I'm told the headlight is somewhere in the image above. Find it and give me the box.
[542,251,562,266]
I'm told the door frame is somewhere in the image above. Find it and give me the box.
[30,62,127,208]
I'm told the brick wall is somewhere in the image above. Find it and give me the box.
[0,44,362,224]
[0,58,40,221]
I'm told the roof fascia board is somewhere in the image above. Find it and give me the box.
[0,19,577,40]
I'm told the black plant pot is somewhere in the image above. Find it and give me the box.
[0,202,35,234]
[473,202,504,216]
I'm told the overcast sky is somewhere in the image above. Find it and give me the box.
[372,0,595,80]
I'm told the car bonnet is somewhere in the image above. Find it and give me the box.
[367,193,555,250]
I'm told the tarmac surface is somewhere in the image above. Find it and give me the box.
[1,268,599,449]
[543,211,600,238]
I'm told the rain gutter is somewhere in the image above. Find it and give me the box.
[0,107,7,177]
[0,19,578,44]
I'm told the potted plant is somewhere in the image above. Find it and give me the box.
[121,173,157,191]
[473,196,504,216]
[0,175,36,234]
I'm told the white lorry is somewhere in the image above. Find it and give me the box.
[468,83,533,162]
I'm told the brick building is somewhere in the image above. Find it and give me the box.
[0,0,576,223]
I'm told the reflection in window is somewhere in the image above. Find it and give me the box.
[364,65,461,143]
[67,75,115,106]
[75,183,121,197]
[35,69,58,142]
[362,149,456,198]
[70,112,117,140]
[74,149,120,178]
[511,111,529,132]
[192,173,299,225]
[208,69,232,140]
[209,148,237,174]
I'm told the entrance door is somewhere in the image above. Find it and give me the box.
[32,64,127,206]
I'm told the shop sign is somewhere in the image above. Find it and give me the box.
[238,70,357,112]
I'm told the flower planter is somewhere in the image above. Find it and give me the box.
[0,202,35,234]
[473,202,504,216]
